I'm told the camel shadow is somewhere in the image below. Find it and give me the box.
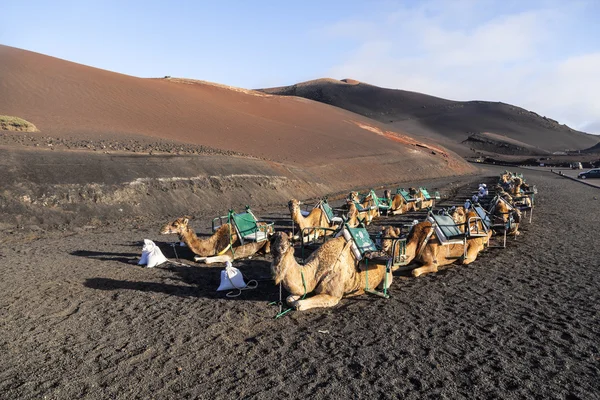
[70,250,138,265]
[84,257,280,302]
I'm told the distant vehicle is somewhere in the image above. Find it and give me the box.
[578,168,600,179]
[571,162,582,170]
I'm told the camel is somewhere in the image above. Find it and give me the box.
[345,201,362,228]
[450,206,492,253]
[270,231,392,310]
[160,217,271,264]
[384,190,416,215]
[491,196,522,236]
[508,177,532,208]
[380,208,491,277]
[414,188,434,210]
[288,199,339,242]
[348,191,378,224]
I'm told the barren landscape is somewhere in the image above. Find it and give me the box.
[1,166,599,399]
[1,43,599,399]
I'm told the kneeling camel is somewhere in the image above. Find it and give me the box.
[270,231,392,310]
[381,208,491,277]
[288,199,339,242]
[161,217,270,264]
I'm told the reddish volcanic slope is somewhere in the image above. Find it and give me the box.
[260,79,600,155]
[0,45,470,173]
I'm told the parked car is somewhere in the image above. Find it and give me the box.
[578,168,600,179]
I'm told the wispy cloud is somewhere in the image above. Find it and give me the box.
[322,0,600,134]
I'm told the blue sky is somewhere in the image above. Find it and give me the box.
[2,0,600,134]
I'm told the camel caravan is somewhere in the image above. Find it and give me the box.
[159,174,536,314]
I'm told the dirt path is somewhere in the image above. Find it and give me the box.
[1,166,599,399]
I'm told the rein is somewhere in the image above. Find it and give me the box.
[416,226,435,260]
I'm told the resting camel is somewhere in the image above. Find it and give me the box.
[380,209,490,277]
[508,177,532,208]
[450,206,492,251]
[270,231,392,311]
[348,191,378,224]
[491,196,522,236]
[345,201,362,228]
[415,189,434,209]
[160,217,271,264]
[288,199,339,242]
[384,190,416,215]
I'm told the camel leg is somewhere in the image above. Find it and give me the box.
[261,240,271,254]
[391,209,403,215]
[462,245,481,265]
[412,263,438,277]
[198,255,233,264]
[293,294,342,311]
[286,294,302,305]
[344,289,366,298]
[377,271,394,290]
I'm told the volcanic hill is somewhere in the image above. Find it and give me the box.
[0,45,473,228]
[259,79,600,157]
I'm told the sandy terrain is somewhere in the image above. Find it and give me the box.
[1,165,598,399]
[523,167,600,189]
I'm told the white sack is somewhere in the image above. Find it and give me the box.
[217,261,247,291]
[138,239,168,268]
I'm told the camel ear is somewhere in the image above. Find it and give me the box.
[182,216,191,225]
[395,227,401,236]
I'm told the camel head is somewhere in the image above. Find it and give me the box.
[514,177,523,186]
[160,216,192,235]
[383,189,391,200]
[409,187,418,197]
[348,191,360,202]
[450,206,467,225]
[500,191,514,203]
[512,208,522,224]
[270,231,295,284]
[288,198,301,214]
[380,226,401,254]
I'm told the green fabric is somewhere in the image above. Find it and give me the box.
[320,200,335,222]
[354,200,376,212]
[473,206,492,229]
[420,187,432,200]
[347,226,378,255]
[396,188,415,202]
[231,212,258,237]
[231,211,272,242]
[369,190,391,210]
[431,214,464,240]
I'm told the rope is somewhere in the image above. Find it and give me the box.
[271,253,310,319]
[228,210,236,259]
[168,243,192,267]
[217,243,232,256]
[224,270,258,298]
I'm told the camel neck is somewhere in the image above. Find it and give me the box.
[179,226,197,243]
[278,247,313,295]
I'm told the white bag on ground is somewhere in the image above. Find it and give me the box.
[217,261,247,291]
[138,239,168,268]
